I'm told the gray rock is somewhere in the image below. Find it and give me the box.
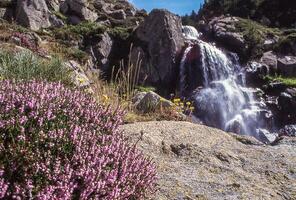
[208,16,247,54]
[86,32,113,71]
[65,0,98,22]
[278,88,296,122]
[110,9,126,20]
[122,121,296,200]
[64,60,91,88]
[133,91,173,113]
[0,8,7,18]
[125,8,136,17]
[277,56,296,76]
[135,9,185,88]
[0,0,14,7]
[45,0,60,11]
[16,0,52,31]
[68,15,82,25]
[49,14,64,27]
[279,125,296,137]
[130,46,160,84]
[260,51,278,73]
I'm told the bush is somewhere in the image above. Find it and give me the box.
[53,22,107,41]
[0,80,156,199]
[0,50,73,85]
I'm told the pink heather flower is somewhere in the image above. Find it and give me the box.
[0,80,157,199]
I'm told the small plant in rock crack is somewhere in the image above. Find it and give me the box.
[0,80,157,199]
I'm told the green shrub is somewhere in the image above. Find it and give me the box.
[108,27,132,40]
[236,18,280,58]
[0,50,73,85]
[265,75,296,87]
[53,21,107,41]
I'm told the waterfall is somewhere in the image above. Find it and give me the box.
[182,26,200,40]
[181,26,272,141]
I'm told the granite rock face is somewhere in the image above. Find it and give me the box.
[207,16,247,55]
[134,9,185,90]
[122,121,296,200]
[16,0,52,31]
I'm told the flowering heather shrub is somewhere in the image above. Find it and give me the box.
[12,32,47,56]
[0,80,157,199]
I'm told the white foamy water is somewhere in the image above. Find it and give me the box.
[181,26,272,139]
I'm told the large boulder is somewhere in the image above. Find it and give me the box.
[279,125,296,137]
[260,51,278,73]
[132,91,173,113]
[208,16,247,55]
[278,88,296,124]
[109,9,126,20]
[0,0,14,7]
[15,0,52,31]
[133,9,185,91]
[122,121,296,199]
[277,56,296,76]
[45,0,60,11]
[64,0,98,22]
[86,32,113,71]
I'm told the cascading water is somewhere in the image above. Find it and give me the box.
[182,26,200,40]
[180,26,273,141]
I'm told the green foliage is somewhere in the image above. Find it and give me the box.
[53,21,107,41]
[182,10,198,27]
[0,50,73,86]
[265,75,296,87]
[135,86,156,93]
[236,18,280,58]
[275,31,296,54]
[52,11,68,21]
[108,27,132,40]
[202,0,296,28]
[66,47,89,62]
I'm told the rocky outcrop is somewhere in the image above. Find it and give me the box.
[133,9,185,91]
[86,32,113,72]
[15,0,52,31]
[132,91,173,113]
[280,125,296,137]
[278,88,296,123]
[260,51,278,73]
[122,121,296,200]
[45,0,60,11]
[63,0,98,22]
[277,55,296,76]
[207,16,247,55]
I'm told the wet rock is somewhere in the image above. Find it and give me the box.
[278,88,296,122]
[279,125,296,137]
[134,9,185,90]
[264,82,287,94]
[16,0,52,31]
[277,56,296,76]
[260,51,278,74]
[246,61,269,82]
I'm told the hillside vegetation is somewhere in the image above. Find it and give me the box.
[199,0,296,28]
